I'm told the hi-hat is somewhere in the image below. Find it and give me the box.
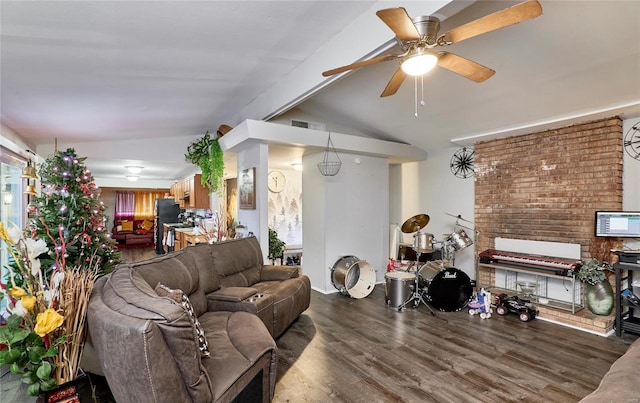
[446,213,473,224]
[401,214,430,233]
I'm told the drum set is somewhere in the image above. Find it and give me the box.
[385,213,475,313]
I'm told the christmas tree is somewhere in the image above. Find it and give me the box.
[29,148,121,277]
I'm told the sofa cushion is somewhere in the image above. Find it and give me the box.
[121,221,133,231]
[141,219,154,231]
[100,268,212,402]
[261,265,299,281]
[155,283,210,358]
[130,250,207,317]
[185,244,220,293]
[580,337,640,402]
[210,237,263,287]
[199,311,276,401]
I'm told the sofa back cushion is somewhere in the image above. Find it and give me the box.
[184,244,220,293]
[211,237,263,287]
[130,249,208,316]
[98,267,212,402]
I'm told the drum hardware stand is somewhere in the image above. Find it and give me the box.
[397,251,436,315]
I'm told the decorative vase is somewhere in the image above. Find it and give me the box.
[585,280,614,315]
[37,375,88,403]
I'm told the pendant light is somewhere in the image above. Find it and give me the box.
[317,133,342,176]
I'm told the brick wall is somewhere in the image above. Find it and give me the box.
[475,117,623,259]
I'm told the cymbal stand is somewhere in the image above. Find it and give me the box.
[398,251,436,315]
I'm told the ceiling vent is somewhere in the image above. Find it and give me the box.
[291,119,326,131]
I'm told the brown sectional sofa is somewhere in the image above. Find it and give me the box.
[580,336,640,402]
[86,236,311,402]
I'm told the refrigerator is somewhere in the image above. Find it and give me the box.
[155,198,182,254]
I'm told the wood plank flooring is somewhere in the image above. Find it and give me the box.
[273,285,635,403]
[2,246,636,402]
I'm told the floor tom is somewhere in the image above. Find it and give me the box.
[385,271,415,309]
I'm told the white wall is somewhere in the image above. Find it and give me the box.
[236,143,269,257]
[303,152,389,293]
[392,147,476,279]
[623,117,640,250]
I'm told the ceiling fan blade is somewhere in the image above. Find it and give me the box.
[322,55,396,77]
[441,0,542,44]
[437,52,495,83]
[380,67,407,97]
[376,7,421,42]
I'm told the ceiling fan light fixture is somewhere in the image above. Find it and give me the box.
[401,50,438,76]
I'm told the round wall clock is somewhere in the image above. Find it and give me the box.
[624,121,640,161]
[450,147,475,179]
[268,171,286,193]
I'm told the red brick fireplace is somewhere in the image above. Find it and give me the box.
[474,117,623,333]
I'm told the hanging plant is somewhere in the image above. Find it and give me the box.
[185,131,224,194]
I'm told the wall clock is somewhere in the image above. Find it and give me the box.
[268,171,286,193]
[450,147,475,179]
[624,121,640,161]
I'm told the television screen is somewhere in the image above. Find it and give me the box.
[595,211,640,237]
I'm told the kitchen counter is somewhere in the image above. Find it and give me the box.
[173,227,209,251]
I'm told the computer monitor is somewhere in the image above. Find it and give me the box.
[595,211,640,237]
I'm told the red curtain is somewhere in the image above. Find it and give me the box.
[114,191,135,221]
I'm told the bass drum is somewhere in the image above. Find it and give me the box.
[427,268,473,312]
[331,255,376,299]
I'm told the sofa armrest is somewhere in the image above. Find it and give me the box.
[260,265,299,281]
[208,287,258,302]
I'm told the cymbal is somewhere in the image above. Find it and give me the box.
[445,212,473,224]
[401,214,430,233]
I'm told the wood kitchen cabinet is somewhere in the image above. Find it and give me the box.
[171,174,210,209]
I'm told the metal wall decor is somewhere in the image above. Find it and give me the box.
[624,121,640,161]
[317,133,342,176]
[450,147,475,179]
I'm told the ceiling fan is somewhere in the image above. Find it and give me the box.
[322,0,542,97]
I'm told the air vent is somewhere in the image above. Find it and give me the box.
[291,119,326,131]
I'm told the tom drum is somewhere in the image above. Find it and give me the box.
[413,232,434,253]
[385,271,415,309]
[446,229,473,251]
[331,256,376,299]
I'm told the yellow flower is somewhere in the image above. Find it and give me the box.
[9,287,26,299]
[0,221,8,241]
[34,308,64,337]
[21,295,37,311]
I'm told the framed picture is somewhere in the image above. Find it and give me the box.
[239,167,256,209]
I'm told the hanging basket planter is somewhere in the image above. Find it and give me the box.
[317,133,342,176]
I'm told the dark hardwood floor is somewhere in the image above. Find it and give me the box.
[2,246,635,402]
[274,286,634,402]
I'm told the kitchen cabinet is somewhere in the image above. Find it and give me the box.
[171,174,210,209]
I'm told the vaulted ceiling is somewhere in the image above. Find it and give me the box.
[1,1,639,188]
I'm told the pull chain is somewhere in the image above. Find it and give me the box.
[414,76,418,118]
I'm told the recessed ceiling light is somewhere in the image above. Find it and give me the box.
[126,166,143,174]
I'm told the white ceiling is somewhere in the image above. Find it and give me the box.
[1,1,639,188]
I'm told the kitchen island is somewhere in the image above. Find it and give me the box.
[162,224,209,253]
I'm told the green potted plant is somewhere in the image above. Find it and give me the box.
[268,228,286,265]
[185,131,224,194]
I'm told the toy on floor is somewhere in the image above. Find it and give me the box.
[493,292,538,322]
[468,288,492,319]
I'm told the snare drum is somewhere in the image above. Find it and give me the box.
[385,271,415,309]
